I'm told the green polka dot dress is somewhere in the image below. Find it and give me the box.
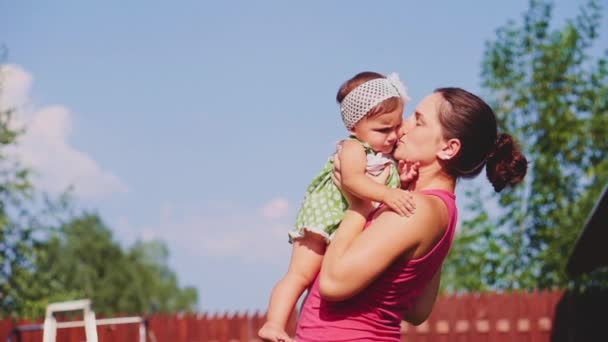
[289,138,400,244]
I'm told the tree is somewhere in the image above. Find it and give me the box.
[31,213,198,317]
[127,240,198,314]
[1,55,197,317]
[443,0,608,291]
[0,59,57,317]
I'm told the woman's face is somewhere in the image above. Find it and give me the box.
[394,92,446,164]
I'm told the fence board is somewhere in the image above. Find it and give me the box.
[1,291,571,342]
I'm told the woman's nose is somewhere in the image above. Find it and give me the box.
[398,124,408,137]
[400,116,415,136]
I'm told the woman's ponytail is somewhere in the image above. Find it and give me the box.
[485,133,528,192]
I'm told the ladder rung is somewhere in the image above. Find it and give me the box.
[55,317,145,329]
[46,300,92,313]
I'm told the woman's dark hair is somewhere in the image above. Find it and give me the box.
[434,87,528,192]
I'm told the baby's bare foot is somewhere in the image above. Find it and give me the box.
[258,322,292,342]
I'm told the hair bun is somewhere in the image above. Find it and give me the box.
[486,133,528,192]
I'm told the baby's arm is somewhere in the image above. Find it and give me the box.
[339,140,414,216]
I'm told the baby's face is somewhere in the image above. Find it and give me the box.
[350,104,404,154]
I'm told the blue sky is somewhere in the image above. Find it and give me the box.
[2,0,607,312]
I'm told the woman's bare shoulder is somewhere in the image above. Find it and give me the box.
[414,192,449,223]
[370,192,449,247]
[375,192,447,226]
[408,192,450,257]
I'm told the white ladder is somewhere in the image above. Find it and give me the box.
[41,299,147,342]
[43,299,98,342]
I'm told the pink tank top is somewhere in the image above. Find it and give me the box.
[295,189,457,341]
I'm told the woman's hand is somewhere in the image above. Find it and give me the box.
[398,160,420,189]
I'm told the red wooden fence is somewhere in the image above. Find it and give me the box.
[0,290,564,341]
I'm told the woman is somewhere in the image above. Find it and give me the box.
[287,87,528,341]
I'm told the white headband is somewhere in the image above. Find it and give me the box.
[340,73,411,129]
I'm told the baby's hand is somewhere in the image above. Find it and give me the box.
[382,188,416,217]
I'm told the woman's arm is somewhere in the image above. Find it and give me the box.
[319,193,444,301]
[403,268,441,325]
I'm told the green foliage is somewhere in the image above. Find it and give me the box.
[443,0,608,291]
[0,58,89,317]
[27,213,198,318]
[0,104,47,317]
[0,54,198,318]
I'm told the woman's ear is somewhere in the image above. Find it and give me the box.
[437,138,461,160]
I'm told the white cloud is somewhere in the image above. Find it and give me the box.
[0,64,127,199]
[0,63,32,111]
[260,197,289,219]
[114,200,294,264]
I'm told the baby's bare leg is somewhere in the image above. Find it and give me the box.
[259,233,326,341]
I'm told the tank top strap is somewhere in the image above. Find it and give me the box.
[417,189,457,228]
[417,189,455,205]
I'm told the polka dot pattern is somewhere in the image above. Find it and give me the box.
[289,139,401,243]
